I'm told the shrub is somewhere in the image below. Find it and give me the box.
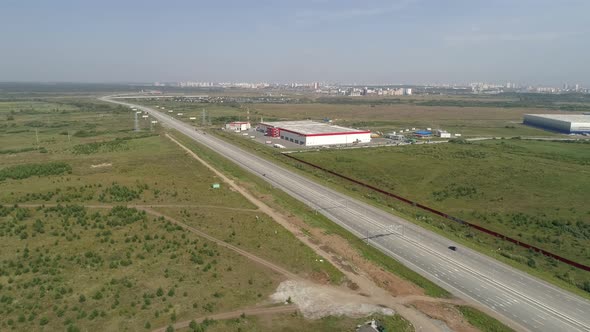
[0,162,71,181]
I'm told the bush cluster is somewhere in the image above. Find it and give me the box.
[0,162,72,181]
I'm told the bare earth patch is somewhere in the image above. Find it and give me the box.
[270,280,395,319]
[90,162,112,168]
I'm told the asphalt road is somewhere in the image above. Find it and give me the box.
[103,96,590,332]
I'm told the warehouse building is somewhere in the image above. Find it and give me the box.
[258,120,371,146]
[523,114,590,134]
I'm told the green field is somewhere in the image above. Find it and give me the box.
[0,205,282,331]
[292,139,590,295]
[0,98,348,331]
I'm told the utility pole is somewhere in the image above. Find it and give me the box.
[201,108,207,127]
[35,128,39,148]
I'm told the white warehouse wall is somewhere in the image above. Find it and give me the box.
[280,130,306,145]
[305,133,371,146]
[279,130,371,146]
[571,122,590,132]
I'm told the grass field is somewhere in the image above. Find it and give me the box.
[0,205,281,331]
[292,139,590,295]
[132,96,575,138]
[0,98,349,331]
[153,207,343,284]
[251,103,563,137]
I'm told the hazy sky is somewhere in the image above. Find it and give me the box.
[1,0,589,85]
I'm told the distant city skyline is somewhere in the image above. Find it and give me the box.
[1,0,589,86]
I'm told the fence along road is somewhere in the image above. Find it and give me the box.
[102,96,590,332]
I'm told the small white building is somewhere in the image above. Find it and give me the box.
[258,120,371,146]
[226,122,251,131]
[436,130,451,138]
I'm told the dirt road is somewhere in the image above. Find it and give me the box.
[151,305,298,332]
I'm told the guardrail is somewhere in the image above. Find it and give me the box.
[283,153,590,272]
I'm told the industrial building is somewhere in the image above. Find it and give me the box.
[258,120,371,146]
[225,121,251,131]
[523,114,590,134]
[436,129,451,138]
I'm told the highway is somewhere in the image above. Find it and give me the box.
[103,96,590,332]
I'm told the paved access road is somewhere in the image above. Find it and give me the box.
[102,96,590,332]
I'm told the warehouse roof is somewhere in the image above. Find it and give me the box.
[260,120,370,137]
[525,114,590,122]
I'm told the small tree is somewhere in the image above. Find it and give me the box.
[39,317,49,325]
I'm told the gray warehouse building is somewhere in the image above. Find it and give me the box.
[523,114,590,134]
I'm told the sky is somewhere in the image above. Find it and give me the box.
[1,0,589,86]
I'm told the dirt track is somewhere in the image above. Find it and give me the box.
[151,305,298,332]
